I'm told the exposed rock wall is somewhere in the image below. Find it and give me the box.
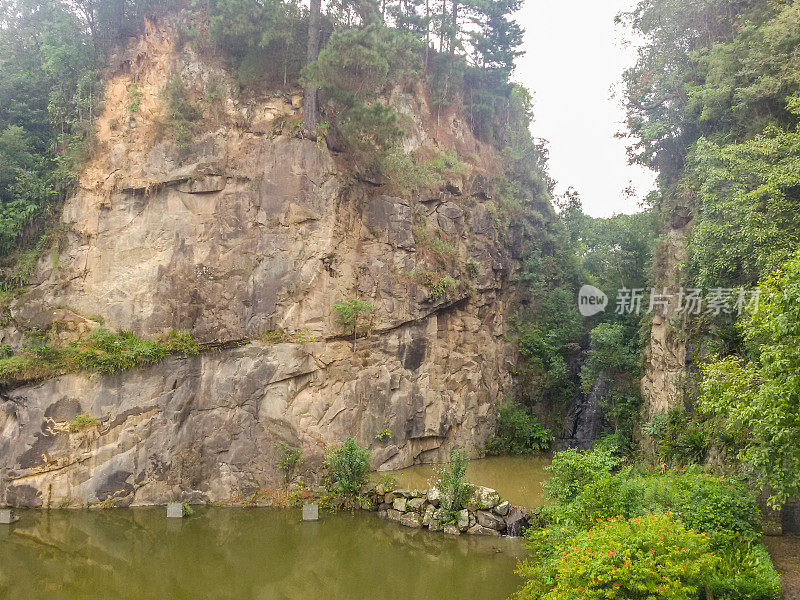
[641,205,693,418]
[0,18,523,507]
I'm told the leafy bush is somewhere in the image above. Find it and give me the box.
[542,447,620,505]
[521,448,778,600]
[435,447,473,522]
[326,437,370,494]
[520,514,717,600]
[277,442,302,481]
[160,74,203,151]
[485,401,553,455]
[708,541,781,600]
[68,413,100,433]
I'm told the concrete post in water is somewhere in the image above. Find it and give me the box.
[302,503,319,521]
[166,503,184,518]
[0,509,17,524]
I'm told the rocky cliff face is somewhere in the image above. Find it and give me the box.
[0,19,524,507]
[641,204,693,418]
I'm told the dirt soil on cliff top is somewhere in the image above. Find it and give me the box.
[765,535,800,599]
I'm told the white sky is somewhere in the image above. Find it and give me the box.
[514,0,656,218]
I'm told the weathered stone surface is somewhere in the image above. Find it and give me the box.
[0,509,16,524]
[0,19,521,508]
[398,512,422,528]
[467,523,500,536]
[456,509,470,531]
[407,497,425,511]
[443,523,460,536]
[422,504,435,527]
[166,503,184,518]
[493,500,510,516]
[476,510,505,531]
[468,486,501,510]
[387,509,403,522]
[506,509,528,537]
[426,487,441,506]
[392,497,408,512]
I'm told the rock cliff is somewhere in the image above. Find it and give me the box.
[0,18,526,507]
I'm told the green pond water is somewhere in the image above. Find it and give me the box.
[0,507,524,600]
[382,455,551,507]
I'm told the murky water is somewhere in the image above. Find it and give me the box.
[0,507,524,600]
[381,455,551,507]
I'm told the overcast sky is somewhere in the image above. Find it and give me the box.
[514,0,656,218]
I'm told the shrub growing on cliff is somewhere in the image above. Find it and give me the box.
[485,401,553,455]
[0,327,201,383]
[332,298,374,350]
[326,437,370,494]
[277,442,303,482]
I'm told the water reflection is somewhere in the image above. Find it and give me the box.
[0,508,523,599]
[381,455,551,507]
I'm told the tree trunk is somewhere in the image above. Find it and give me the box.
[304,0,322,136]
[450,0,457,54]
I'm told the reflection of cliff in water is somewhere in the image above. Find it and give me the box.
[0,508,522,599]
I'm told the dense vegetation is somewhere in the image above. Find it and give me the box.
[616,0,800,506]
[518,447,781,599]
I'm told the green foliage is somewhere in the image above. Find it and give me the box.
[647,407,709,467]
[68,413,100,433]
[302,24,420,171]
[160,74,203,151]
[0,326,201,383]
[325,436,370,495]
[435,446,472,522]
[708,541,782,600]
[524,514,717,600]
[374,428,392,442]
[519,447,778,600]
[542,447,620,507]
[277,442,303,479]
[689,122,800,289]
[332,298,374,336]
[127,83,143,115]
[161,329,201,355]
[484,401,553,455]
[700,252,800,505]
[206,0,306,88]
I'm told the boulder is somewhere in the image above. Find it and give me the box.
[467,524,500,536]
[385,492,398,504]
[506,509,528,537]
[407,497,425,511]
[476,510,505,531]
[493,500,510,516]
[426,487,441,506]
[387,509,403,522]
[392,497,408,512]
[443,523,460,536]
[399,512,423,528]
[468,486,500,510]
[422,505,435,527]
[394,488,413,498]
[456,509,469,531]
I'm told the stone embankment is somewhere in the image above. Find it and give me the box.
[361,483,530,536]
